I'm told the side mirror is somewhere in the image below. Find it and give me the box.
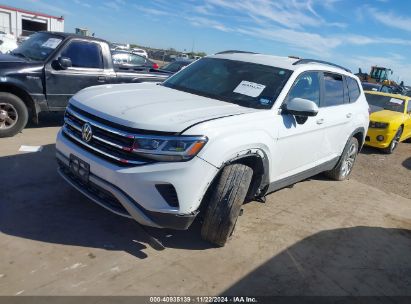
[53,56,72,70]
[282,98,319,117]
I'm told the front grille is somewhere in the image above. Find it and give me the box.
[63,105,154,166]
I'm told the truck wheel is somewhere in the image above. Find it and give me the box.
[325,137,359,181]
[0,93,28,138]
[383,127,403,154]
[201,163,253,247]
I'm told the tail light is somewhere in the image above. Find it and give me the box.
[152,63,159,69]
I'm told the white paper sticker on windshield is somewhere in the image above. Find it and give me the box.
[389,98,403,105]
[233,81,266,97]
[41,38,62,49]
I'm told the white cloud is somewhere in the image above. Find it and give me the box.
[26,0,70,16]
[134,5,171,16]
[188,17,232,32]
[102,0,125,11]
[369,8,411,32]
[204,0,346,29]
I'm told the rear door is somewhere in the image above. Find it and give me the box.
[315,72,353,164]
[45,39,108,109]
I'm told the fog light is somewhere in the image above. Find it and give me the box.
[377,135,384,141]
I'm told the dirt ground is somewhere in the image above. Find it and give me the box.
[0,113,410,296]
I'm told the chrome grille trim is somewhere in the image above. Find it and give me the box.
[64,116,128,151]
[62,125,146,165]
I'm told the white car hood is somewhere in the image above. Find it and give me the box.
[70,82,258,132]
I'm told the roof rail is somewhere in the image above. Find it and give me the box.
[215,50,258,55]
[293,58,351,73]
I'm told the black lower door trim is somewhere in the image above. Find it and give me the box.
[266,156,339,194]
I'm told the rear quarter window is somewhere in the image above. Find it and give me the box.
[347,77,361,102]
[322,73,344,107]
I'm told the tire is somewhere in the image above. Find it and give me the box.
[201,163,253,247]
[325,137,359,181]
[0,93,28,138]
[383,127,403,154]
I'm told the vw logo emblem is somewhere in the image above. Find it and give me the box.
[82,123,93,143]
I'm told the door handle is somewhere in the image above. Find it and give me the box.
[346,113,352,118]
[97,76,106,82]
[316,119,324,125]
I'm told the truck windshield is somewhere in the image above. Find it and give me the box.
[11,32,63,61]
[163,58,292,109]
[365,93,405,113]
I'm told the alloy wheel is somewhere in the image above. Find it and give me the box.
[341,142,357,178]
[0,103,18,130]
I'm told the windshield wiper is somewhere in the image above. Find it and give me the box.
[11,52,31,61]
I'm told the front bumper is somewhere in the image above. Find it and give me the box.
[56,129,219,230]
[365,127,396,149]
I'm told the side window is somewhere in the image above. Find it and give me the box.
[61,41,103,69]
[323,73,344,107]
[286,71,320,106]
[347,77,361,102]
[407,101,411,113]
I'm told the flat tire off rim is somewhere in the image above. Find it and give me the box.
[0,103,18,130]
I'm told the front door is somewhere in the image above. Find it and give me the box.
[45,39,107,109]
[271,71,325,181]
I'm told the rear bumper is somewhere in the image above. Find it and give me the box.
[57,152,198,230]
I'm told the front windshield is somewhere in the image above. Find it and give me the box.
[11,32,63,61]
[163,58,292,109]
[365,93,405,113]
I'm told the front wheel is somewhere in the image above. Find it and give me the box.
[325,137,359,181]
[201,163,253,247]
[0,93,28,138]
[383,127,403,154]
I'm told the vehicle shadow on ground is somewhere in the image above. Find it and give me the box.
[26,112,65,129]
[359,146,385,155]
[403,157,411,170]
[0,144,212,260]
[222,226,411,296]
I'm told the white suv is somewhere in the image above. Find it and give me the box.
[56,52,369,246]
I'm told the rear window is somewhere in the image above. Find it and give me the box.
[323,73,344,107]
[347,77,361,102]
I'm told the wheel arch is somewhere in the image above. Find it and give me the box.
[0,83,37,122]
[198,149,270,215]
[351,127,366,150]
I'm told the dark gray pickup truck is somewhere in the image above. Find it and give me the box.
[0,31,171,137]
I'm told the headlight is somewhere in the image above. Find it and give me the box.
[369,121,389,129]
[132,135,208,161]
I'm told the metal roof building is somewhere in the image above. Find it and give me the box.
[0,5,64,38]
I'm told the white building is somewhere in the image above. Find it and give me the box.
[0,5,64,38]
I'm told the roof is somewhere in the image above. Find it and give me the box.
[209,52,353,75]
[364,90,410,100]
[0,5,64,20]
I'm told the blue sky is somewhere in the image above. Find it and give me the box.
[5,0,411,83]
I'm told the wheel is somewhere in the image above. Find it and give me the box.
[383,127,403,154]
[325,137,359,181]
[0,93,28,138]
[201,163,253,247]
